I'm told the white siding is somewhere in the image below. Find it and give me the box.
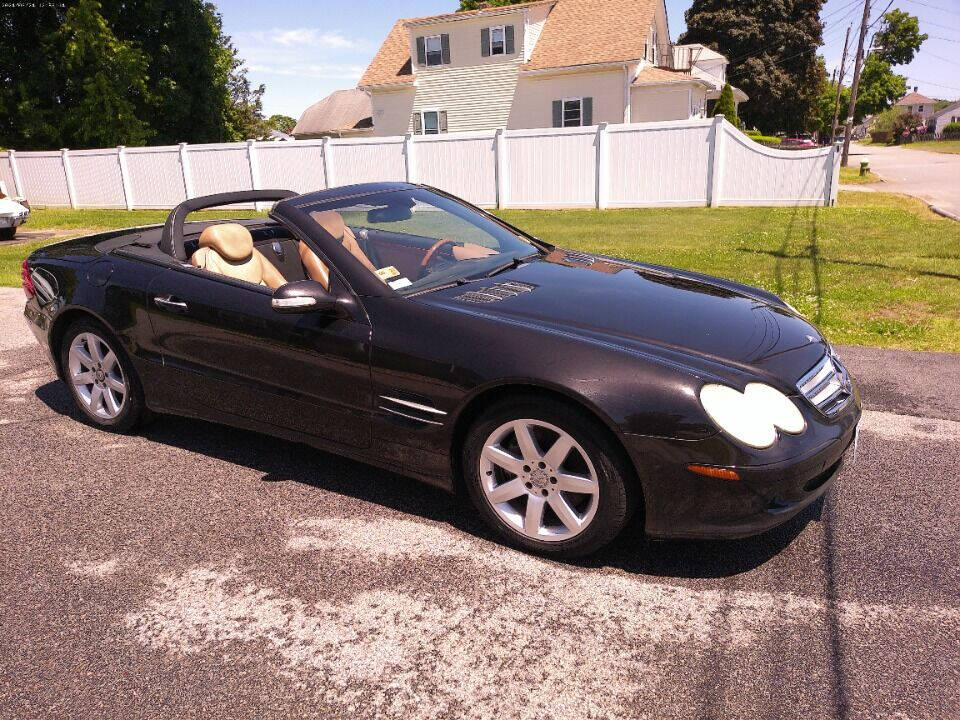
[412,59,522,133]
[631,85,698,122]
[523,4,551,62]
[510,69,626,129]
[370,88,416,137]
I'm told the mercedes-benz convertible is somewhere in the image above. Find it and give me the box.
[22,183,860,557]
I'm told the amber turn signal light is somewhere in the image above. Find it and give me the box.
[687,464,740,481]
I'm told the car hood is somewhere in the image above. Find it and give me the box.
[0,196,28,216]
[420,249,828,386]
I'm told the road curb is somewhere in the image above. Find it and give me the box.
[930,205,960,222]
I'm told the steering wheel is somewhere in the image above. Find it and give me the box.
[419,238,457,278]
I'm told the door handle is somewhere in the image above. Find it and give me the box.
[153,295,188,312]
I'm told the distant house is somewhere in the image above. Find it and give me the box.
[928,100,960,135]
[292,89,373,139]
[358,0,747,137]
[896,88,936,123]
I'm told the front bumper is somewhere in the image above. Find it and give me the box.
[0,213,28,229]
[624,401,861,540]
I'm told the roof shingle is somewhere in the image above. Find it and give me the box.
[523,0,658,70]
[358,20,414,88]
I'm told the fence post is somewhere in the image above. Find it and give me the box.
[61,148,78,209]
[825,141,841,207]
[404,133,417,183]
[707,116,725,207]
[495,128,508,209]
[247,139,263,210]
[117,146,134,210]
[321,137,335,189]
[179,142,193,199]
[596,122,609,210]
[7,149,25,200]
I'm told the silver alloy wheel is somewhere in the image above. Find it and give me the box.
[68,332,127,420]
[479,419,599,542]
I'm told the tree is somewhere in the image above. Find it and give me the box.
[816,79,850,138]
[266,114,297,134]
[855,54,907,118]
[458,0,526,10]
[0,0,266,148]
[680,0,826,133]
[53,0,152,148]
[712,83,739,126]
[874,9,927,66]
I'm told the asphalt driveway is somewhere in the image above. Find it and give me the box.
[850,141,960,217]
[1,287,958,719]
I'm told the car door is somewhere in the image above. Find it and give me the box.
[144,264,372,449]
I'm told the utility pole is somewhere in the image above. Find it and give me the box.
[841,0,872,166]
[830,25,852,144]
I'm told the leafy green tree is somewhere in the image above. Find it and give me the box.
[712,83,739,126]
[0,0,266,148]
[856,53,908,118]
[458,0,526,10]
[266,114,297,134]
[53,0,152,147]
[816,79,850,137]
[680,0,826,133]
[874,9,927,66]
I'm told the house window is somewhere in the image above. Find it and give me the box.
[490,25,505,55]
[552,97,593,127]
[425,35,443,66]
[414,110,448,135]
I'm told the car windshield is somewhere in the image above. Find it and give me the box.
[301,188,539,295]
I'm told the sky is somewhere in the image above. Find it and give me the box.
[218,0,960,120]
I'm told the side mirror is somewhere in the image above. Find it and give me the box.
[271,280,340,315]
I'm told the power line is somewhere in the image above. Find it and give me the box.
[919,50,960,67]
[904,0,956,13]
[905,77,960,92]
[921,19,960,33]
[930,36,960,43]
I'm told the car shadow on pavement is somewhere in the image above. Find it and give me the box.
[36,379,821,580]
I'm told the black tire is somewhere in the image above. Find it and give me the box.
[59,319,146,433]
[0,226,15,241]
[462,396,638,558]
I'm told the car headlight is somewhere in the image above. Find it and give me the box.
[699,383,806,449]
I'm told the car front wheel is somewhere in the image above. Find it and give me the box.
[60,320,146,432]
[463,397,637,558]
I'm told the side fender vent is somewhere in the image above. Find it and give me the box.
[456,281,535,303]
[563,251,595,265]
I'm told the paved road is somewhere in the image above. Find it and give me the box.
[1,287,958,720]
[849,142,960,217]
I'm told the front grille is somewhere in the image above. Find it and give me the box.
[797,353,852,417]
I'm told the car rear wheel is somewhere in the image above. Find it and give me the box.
[463,397,637,558]
[0,227,15,241]
[60,320,145,432]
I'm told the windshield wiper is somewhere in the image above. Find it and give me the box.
[484,253,539,278]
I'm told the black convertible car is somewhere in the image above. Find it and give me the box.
[22,183,860,557]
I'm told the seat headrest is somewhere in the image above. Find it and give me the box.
[198,223,254,262]
[310,210,346,240]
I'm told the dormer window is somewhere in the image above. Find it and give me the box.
[490,26,505,55]
[481,25,515,57]
[416,34,450,68]
[425,35,443,66]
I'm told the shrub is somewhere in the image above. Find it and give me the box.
[712,83,739,126]
[943,122,960,135]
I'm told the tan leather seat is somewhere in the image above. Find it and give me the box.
[190,223,286,289]
[309,210,383,281]
[298,240,331,290]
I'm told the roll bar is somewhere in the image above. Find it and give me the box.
[160,189,298,261]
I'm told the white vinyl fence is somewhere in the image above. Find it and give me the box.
[0,117,841,211]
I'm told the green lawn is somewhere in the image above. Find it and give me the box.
[839,166,882,184]
[4,193,959,351]
[902,139,960,155]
